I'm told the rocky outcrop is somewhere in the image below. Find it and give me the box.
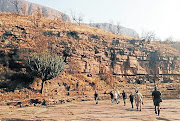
[0,14,179,88]
[86,23,139,37]
[0,12,179,106]
[0,0,70,21]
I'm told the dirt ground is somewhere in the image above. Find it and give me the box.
[0,99,180,121]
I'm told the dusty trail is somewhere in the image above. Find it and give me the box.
[0,99,180,121]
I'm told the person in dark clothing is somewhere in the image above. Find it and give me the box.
[42,99,46,106]
[122,90,127,106]
[109,91,114,103]
[94,90,98,104]
[129,92,134,108]
[152,86,162,116]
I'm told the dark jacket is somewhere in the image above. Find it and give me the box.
[122,92,126,99]
[129,94,134,102]
[152,90,161,100]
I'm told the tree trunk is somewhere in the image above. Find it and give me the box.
[40,74,46,94]
[40,81,44,94]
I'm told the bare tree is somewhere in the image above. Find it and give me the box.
[34,7,43,19]
[141,30,156,41]
[70,10,83,25]
[21,4,27,15]
[165,36,174,42]
[30,7,43,27]
[54,13,70,30]
[50,14,61,29]
[9,0,22,15]
[116,21,122,34]
[109,20,115,33]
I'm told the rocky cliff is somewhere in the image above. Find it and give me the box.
[0,0,70,21]
[0,0,139,38]
[0,12,179,106]
[86,23,139,37]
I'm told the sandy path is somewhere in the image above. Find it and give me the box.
[0,99,180,121]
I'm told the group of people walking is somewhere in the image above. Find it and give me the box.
[94,86,162,116]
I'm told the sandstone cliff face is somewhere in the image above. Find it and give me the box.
[0,0,70,21]
[0,13,179,106]
[0,13,179,86]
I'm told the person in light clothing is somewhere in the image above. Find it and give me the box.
[114,89,120,104]
[134,89,143,111]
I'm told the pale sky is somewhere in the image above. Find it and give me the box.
[26,0,180,41]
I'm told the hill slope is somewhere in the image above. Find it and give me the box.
[0,0,69,21]
[0,12,179,106]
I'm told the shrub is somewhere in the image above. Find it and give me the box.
[90,34,99,39]
[129,40,136,45]
[63,47,72,62]
[67,31,79,39]
[26,53,65,93]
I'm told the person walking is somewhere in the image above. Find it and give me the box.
[114,90,120,104]
[152,86,162,116]
[122,90,127,106]
[94,90,98,104]
[109,91,114,103]
[134,89,143,111]
[129,92,134,108]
